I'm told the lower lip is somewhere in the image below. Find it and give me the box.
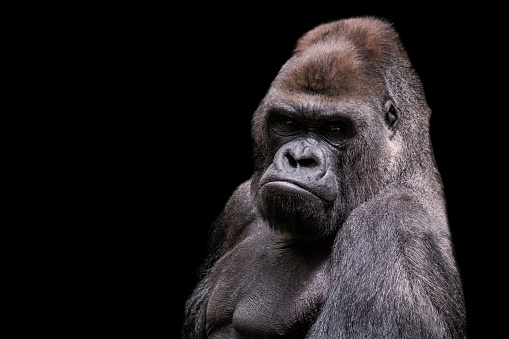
[263,181,319,199]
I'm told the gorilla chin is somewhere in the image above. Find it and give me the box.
[259,181,334,241]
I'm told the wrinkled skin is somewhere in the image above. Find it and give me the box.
[183,16,466,339]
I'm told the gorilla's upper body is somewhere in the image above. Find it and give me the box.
[183,17,466,339]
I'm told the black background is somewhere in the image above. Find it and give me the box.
[81,4,502,338]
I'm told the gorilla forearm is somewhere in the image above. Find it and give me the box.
[308,192,465,338]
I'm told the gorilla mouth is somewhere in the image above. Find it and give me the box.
[262,180,322,201]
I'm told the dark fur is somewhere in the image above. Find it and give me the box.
[183,16,466,338]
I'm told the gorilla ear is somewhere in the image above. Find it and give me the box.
[384,100,399,131]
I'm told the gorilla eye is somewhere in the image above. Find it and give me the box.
[328,123,343,132]
[281,118,298,127]
[324,122,346,134]
[269,113,303,137]
[322,120,352,145]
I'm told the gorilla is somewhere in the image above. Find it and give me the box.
[183,16,466,338]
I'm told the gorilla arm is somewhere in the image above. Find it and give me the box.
[182,180,256,339]
[306,189,466,339]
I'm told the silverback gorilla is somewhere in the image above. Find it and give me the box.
[183,16,466,338]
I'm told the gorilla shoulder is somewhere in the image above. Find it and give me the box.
[209,180,258,255]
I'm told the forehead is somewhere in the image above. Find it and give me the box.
[273,42,382,100]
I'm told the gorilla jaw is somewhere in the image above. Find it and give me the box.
[258,181,337,241]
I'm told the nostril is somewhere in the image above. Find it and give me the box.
[284,152,298,168]
[284,149,321,169]
[284,152,317,168]
[297,158,317,168]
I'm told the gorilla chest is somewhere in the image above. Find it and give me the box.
[207,233,330,338]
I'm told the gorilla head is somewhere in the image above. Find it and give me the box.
[251,17,431,241]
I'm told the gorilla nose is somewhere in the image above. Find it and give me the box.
[275,141,327,179]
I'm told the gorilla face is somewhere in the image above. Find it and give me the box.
[258,134,341,240]
[254,102,384,241]
[251,33,400,241]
